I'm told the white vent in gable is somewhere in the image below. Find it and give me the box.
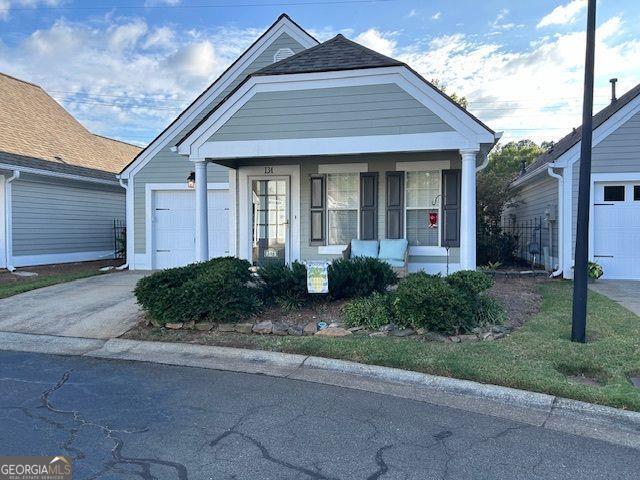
[273,48,294,63]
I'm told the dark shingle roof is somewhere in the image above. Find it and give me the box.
[254,34,403,76]
[0,151,119,182]
[524,81,640,176]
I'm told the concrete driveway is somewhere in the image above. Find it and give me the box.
[0,271,146,339]
[589,280,640,316]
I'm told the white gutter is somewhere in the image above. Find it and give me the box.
[0,162,119,186]
[4,170,20,272]
[547,165,563,277]
[116,175,129,271]
[476,132,503,173]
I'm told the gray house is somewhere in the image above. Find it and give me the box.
[120,14,499,273]
[0,72,140,270]
[511,80,640,280]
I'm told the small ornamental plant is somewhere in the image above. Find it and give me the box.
[587,261,604,280]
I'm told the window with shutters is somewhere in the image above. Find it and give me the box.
[405,171,441,247]
[327,173,359,245]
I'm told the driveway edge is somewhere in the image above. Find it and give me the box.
[1,331,639,449]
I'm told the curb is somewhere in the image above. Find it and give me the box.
[0,331,639,449]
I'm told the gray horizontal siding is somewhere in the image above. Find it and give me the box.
[11,176,124,256]
[571,109,640,256]
[510,175,559,267]
[294,151,460,262]
[209,84,454,142]
[133,32,306,254]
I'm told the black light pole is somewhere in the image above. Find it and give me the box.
[571,0,597,343]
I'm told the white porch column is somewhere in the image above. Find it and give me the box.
[460,150,478,270]
[194,159,209,262]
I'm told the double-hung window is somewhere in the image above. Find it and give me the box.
[405,171,440,247]
[326,173,359,245]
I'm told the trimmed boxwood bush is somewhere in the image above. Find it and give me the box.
[134,257,260,324]
[445,270,494,295]
[258,261,308,306]
[343,292,393,330]
[328,257,397,300]
[393,273,473,334]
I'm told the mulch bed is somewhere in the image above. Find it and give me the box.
[0,259,122,285]
[486,275,549,329]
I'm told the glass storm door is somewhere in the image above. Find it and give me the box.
[251,178,289,266]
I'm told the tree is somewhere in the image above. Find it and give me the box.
[476,139,550,265]
[430,78,468,109]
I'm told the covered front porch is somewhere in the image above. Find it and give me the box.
[188,149,482,275]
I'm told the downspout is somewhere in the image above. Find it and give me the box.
[547,165,563,277]
[4,170,20,272]
[116,176,129,271]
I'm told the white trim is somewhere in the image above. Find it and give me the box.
[396,160,451,171]
[590,172,640,182]
[228,169,238,258]
[4,170,19,271]
[408,262,462,275]
[0,175,5,269]
[318,163,368,174]
[318,245,346,255]
[179,67,494,157]
[561,165,574,277]
[195,132,473,160]
[120,16,318,179]
[237,165,300,264]
[142,182,229,270]
[409,246,448,256]
[0,163,120,186]
[12,250,114,268]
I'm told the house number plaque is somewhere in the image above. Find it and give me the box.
[264,166,274,174]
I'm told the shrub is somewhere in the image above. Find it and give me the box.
[446,270,493,295]
[134,257,260,324]
[474,295,508,327]
[258,261,308,305]
[477,226,517,266]
[343,292,393,330]
[328,257,397,300]
[393,273,474,334]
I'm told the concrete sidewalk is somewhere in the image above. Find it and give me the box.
[0,272,146,339]
[0,330,638,450]
[589,280,640,316]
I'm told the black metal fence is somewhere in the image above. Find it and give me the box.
[113,219,126,260]
[502,217,544,267]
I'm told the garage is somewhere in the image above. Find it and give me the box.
[152,188,229,269]
[593,181,640,280]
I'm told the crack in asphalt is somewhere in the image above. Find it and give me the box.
[35,369,189,480]
[365,445,392,480]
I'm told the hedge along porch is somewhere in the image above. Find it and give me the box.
[175,35,498,273]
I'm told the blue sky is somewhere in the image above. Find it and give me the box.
[1,0,639,146]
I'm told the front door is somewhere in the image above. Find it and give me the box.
[250,177,289,266]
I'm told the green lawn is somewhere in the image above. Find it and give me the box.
[0,270,105,299]
[136,281,640,411]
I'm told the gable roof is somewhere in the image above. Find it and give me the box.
[522,81,640,177]
[176,33,494,148]
[119,13,318,176]
[0,72,140,181]
[254,33,403,75]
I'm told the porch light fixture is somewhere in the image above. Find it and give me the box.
[187,171,196,189]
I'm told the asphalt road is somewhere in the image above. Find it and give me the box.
[0,351,638,480]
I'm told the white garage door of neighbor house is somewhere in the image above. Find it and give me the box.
[593,182,640,280]
[153,189,229,269]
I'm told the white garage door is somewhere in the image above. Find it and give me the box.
[593,182,640,280]
[153,189,229,269]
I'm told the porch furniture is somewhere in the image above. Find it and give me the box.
[342,239,409,277]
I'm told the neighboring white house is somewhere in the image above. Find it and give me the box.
[119,14,499,273]
[0,72,140,269]
[511,80,640,280]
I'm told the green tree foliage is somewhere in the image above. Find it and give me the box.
[430,78,468,109]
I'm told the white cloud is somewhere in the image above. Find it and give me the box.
[398,15,640,143]
[144,0,181,5]
[537,0,587,28]
[431,12,441,21]
[490,8,522,32]
[354,28,396,56]
[0,0,62,21]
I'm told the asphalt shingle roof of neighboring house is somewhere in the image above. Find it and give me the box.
[0,72,140,180]
[523,81,640,176]
[254,34,403,75]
